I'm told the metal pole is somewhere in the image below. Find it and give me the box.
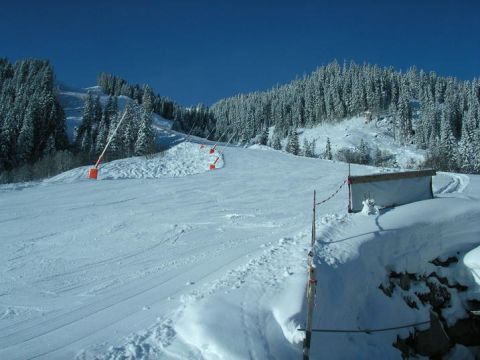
[94,109,128,168]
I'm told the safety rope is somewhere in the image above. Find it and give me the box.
[315,179,347,206]
[298,319,431,334]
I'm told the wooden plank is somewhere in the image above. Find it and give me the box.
[311,190,316,247]
[348,169,436,184]
[303,191,317,360]
[303,251,316,360]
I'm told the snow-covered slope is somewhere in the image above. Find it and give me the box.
[58,84,425,169]
[47,142,222,182]
[1,140,479,359]
[293,116,426,168]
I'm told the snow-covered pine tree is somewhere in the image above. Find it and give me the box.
[121,100,138,157]
[106,112,121,160]
[395,92,412,144]
[134,91,155,156]
[43,135,56,158]
[75,91,95,153]
[0,59,67,173]
[439,105,459,171]
[142,85,154,114]
[324,137,332,160]
[259,127,269,145]
[303,139,314,157]
[15,108,34,164]
[472,130,480,173]
[458,111,476,172]
[95,113,109,156]
[93,95,102,124]
[105,96,118,122]
[358,138,370,164]
[272,133,282,150]
[286,128,300,155]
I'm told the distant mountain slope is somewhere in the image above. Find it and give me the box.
[99,61,479,173]
[293,116,426,168]
[58,83,426,169]
[58,84,173,141]
[210,60,480,173]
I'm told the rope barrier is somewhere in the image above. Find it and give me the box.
[303,177,430,355]
[315,179,347,206]
[298,319,431,334]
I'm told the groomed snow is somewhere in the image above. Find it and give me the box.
[47,142,223,183]
[1,140,480,359]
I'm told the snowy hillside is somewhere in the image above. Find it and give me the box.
[58,85,177,148]
[290,116,426,169]
[48,142,223,182]
[58,83,426,170]
[1,140,480,359]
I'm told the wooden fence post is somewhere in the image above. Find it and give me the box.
[303,190,317,360]
[311,190,316,247]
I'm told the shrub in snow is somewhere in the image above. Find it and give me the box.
[335,147,363,164]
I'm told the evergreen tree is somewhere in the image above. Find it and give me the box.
[106,112,122,159]
[358,139,370,164]
[43,135,56,158]
[272,133,282,150]
[324,137,333,160]
[135,97,155,156]
[0,59,67,173]
[121,100,138,157]
[95,113,109,155]
[76,91,94,153]
[259,127,269,145]
[15,109,34,164]
[142,85,154,114]
[303,139,315,157]
[395,93,412,144]
[97,61,480,174]
[93,95,102,124]
[286,128,300,155]
[439,107,458,171]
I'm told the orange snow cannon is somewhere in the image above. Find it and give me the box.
[88,167,98,179]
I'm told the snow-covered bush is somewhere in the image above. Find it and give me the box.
[361,198,378,215]
[335,147,364,164]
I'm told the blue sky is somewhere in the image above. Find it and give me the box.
[1,0,479,106]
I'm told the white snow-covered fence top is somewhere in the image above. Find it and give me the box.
[348,169,436,213]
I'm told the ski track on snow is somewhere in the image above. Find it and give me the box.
[1,117,479,360]
[435,172,470,194]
